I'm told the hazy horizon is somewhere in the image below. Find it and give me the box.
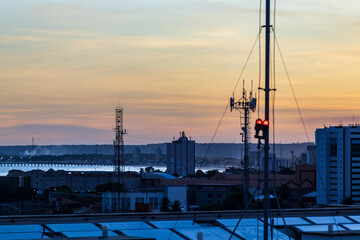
[0,141,314,147]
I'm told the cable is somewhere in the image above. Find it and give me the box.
[198,103,228,170]
[166,201,187,240]
[274,33,343,240]
[270,1,277,234]
[257,0,262,119]
[315,155,344,240]
[257,2,262,239]
[274,35,310,142]
[271,183,291,240]
[198,32,261,170]
[228,181,262,240]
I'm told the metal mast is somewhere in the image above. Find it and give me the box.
[230,81,256,209]
[264,0,271,238]
[114,106,127,212]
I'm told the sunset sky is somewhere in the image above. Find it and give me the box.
[1,0,360,145]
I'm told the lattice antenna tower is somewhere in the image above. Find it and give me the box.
[114,106,127,212]
[230,80,256,209]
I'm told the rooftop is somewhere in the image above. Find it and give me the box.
[2,207,360,239]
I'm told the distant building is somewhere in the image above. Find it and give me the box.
[155,147,162,162]
[307,145,316,165]
[300,153,307,165]
[102,172,187,213]
[102,191,164,213]
[167,131,195,176]
[249,151,261,169]
[8,170,141,194]
[133,147,141,163]
[316,125,360,205]
[260,155,282,172]
[161,164,316,208]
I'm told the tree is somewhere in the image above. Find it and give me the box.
[171,200,182,212]
[195,170,206,178]
[160,197,170,212]
[145,166,154,173]
[205,170,219,178]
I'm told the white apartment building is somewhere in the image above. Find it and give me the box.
[102,186,187,213]
[316,125,360,205]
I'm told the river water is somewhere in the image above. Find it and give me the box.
[0,164,226,176]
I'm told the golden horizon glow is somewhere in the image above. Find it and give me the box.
[1,0,360,145]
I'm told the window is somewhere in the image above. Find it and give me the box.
[149,197,159,210]
[121,197,126,210]
[217,193,221,198]
[154,197,158,209]
[352,141,360,157]
[135,197,145,204]
[330,143,337,157]
[208,193,213,198]
[127,198,130,210]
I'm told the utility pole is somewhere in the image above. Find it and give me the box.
[230,81,256,209]
[264,0,271,238]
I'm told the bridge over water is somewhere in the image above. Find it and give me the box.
[0,162,113,168]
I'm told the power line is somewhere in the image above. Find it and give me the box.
[198,32,261,170]
[274,35,310,142]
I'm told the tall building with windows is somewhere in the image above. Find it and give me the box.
[167,131,195,176]
[316,125,360,205]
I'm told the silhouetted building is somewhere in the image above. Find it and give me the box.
[133,147,141,163]
[260,155,282,172]
[307,145,316,165]
[300,153,307,165]
[155,147,162,162]
[102,172,187,213]
[8,169,141,194]
[249,151,261,169]
[316,125,360,205]
[167,131,195,176]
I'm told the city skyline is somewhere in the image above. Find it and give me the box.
[1,0,360,145]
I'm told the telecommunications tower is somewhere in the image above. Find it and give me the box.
[230,80,256,209]
[114,106,127,212]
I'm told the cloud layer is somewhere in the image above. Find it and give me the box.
[1,0,360,144]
